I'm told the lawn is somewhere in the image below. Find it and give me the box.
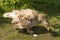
[0,23,60,40]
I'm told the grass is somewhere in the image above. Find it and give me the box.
[0,23,60,40]
[0,24,60,40]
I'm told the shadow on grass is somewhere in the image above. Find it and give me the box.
[0,17,12,24]
[30,2,60,17]
[17,25,60,37]
[0,7,12,25]
[50,23,60,37]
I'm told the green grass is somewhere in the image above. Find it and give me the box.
[0,23,60,40]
